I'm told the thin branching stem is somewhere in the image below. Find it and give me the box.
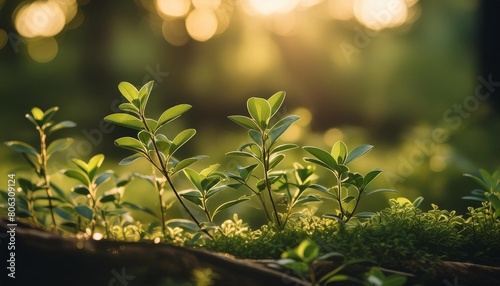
[38,128,58,234]
[262,135,282,228]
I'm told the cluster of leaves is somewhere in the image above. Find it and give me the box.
[4,107,75,233]
[463,169,500,218]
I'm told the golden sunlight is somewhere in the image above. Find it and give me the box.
[241,0,300,16]
[156,0,191,18]
[353,0,411,31]
[186,9,218,41]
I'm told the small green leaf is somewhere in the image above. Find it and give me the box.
[345,144,373,164]
[363,169,382,187]
[170,129,196,156]
[247,97,271,129]
[46,120,76,135]
[118,103,139,114]
[118,82,139,103]
[72,186,90,196]
[47,138,74,157]
[42,106,59,123]
[54,207,74,221]
[226,150,259,160]
[146,118,157,132]
[206,185,226,198]
[354,212,375,218]
[200,164,220,177]
[269,115,300,145]
[269,154,285,170]
[268,91,286,117]
[115,137,146,153]
[271,143,298,154]
[172,155,208,174]
[72,158,89,174]
[31,107,44,121]
[156,104,192,130]
[139,80,154,111]
[303,146,338,171]
[104,113,143,130]
[362,188,397,197]
[228,115,260,130]
[95,170,113,186]
[331,141,348,164]
[237,164,259,182]
[183,168,204,191]
[487,193,500,210]
[64,170,89,185]
[75,205,93,220]
[211,197,250,221]
[293,195,322,208]
[308,184,331,195]
[296,239,320,262]
[248,130,263,145]
[5,141,39,156]
[87,154,105,180]
[179,189,203,206]
[119,153,144,165]
[99,194,117,203]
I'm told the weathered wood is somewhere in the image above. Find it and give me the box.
[0,219,309,286]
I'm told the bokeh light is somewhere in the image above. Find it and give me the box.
[15,1,66,38]
[353,0,410,31]
[328,0,354,20]
[186,9,218,41]
[156,0,191,18]
[162,19,190,46]
[241,0,300,16]
[27,37,58,63]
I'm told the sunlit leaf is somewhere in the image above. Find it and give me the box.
[118,103,139,114]
[228,115,260,130]
[115,137,146,153]
[211,197,250,221]
[156,104,192,130]
[247,97,271,129]
[179,189,203,206]
[104,113,143,130]
[362,188,397,197]
[269,154,285,169]
[268,91,286,117]
[31,107,44,121]
[293,195,322,208]
[331,141,348,164]
[271,143,298,154]
[64,170,89,185]
[303,146,338,171]
[47,138,73,157]
[4,141,39,156]
[119,153,144,165]
[72,186,90,196]
[172,155,208,174]
[183,168,203,191]
[46,120,76,135]
[118,81,139,103]
[42,106,59,123]
[363,169,382,188]
[237,164,259,182]
[269,115,300,145]
[345,144,373,164]
[87,154,105,180]
[139,80,154,111]
[170,129,196,156]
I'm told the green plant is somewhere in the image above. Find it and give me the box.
[303,141,396,223]
[104,81,208,235]
[4,107,75,233]
[181,164,249,225]
[227,91,299,228]
[463,169,500,218]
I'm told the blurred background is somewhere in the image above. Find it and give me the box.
[1,0,499,225]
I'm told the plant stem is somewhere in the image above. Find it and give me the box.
[336,173,345,221]
[38,129,58,234]
[140,113,212,238]
[262,136,281,228]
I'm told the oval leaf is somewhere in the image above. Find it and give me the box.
[247,97,271,129]
[228,115,260,130]
[5,141,38,156]
[118,82,139,102]
[169,129,196,156]
[211,197,250,221]
[268,91,286,117]
[331,141,348,164]
[345,144,373,164]
[104,113,143,130]
[157,104,192,130]
[75,205,93,220]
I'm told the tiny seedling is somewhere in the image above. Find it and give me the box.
[303,141,396,223]
[463,169,500,218]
